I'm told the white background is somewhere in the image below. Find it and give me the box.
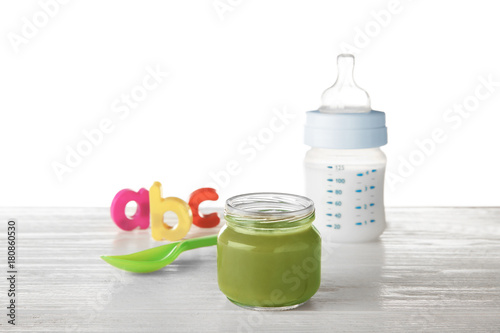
[0,0,499,207]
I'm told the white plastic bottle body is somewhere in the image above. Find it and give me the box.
[304,147,386,243]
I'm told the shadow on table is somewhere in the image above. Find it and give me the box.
[314,239,386,311]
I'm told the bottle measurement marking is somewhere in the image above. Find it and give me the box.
[324,165,380,231]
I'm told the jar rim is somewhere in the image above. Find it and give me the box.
[224,192,315,230]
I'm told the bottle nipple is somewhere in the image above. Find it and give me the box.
[319,54,371,114]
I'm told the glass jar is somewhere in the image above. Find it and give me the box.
[217,193,321,310]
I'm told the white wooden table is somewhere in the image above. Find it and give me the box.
[1,207,499,332]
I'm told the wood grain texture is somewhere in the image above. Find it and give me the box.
[0,207,499,332]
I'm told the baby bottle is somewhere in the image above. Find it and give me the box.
[304,54,388,243]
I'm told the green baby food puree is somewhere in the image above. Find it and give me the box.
[217,224,321,308]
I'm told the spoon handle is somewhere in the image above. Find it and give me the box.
[180,234,218,251]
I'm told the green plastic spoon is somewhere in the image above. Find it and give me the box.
[101,234,217,273]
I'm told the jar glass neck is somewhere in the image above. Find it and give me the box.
[224,193,315,231]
